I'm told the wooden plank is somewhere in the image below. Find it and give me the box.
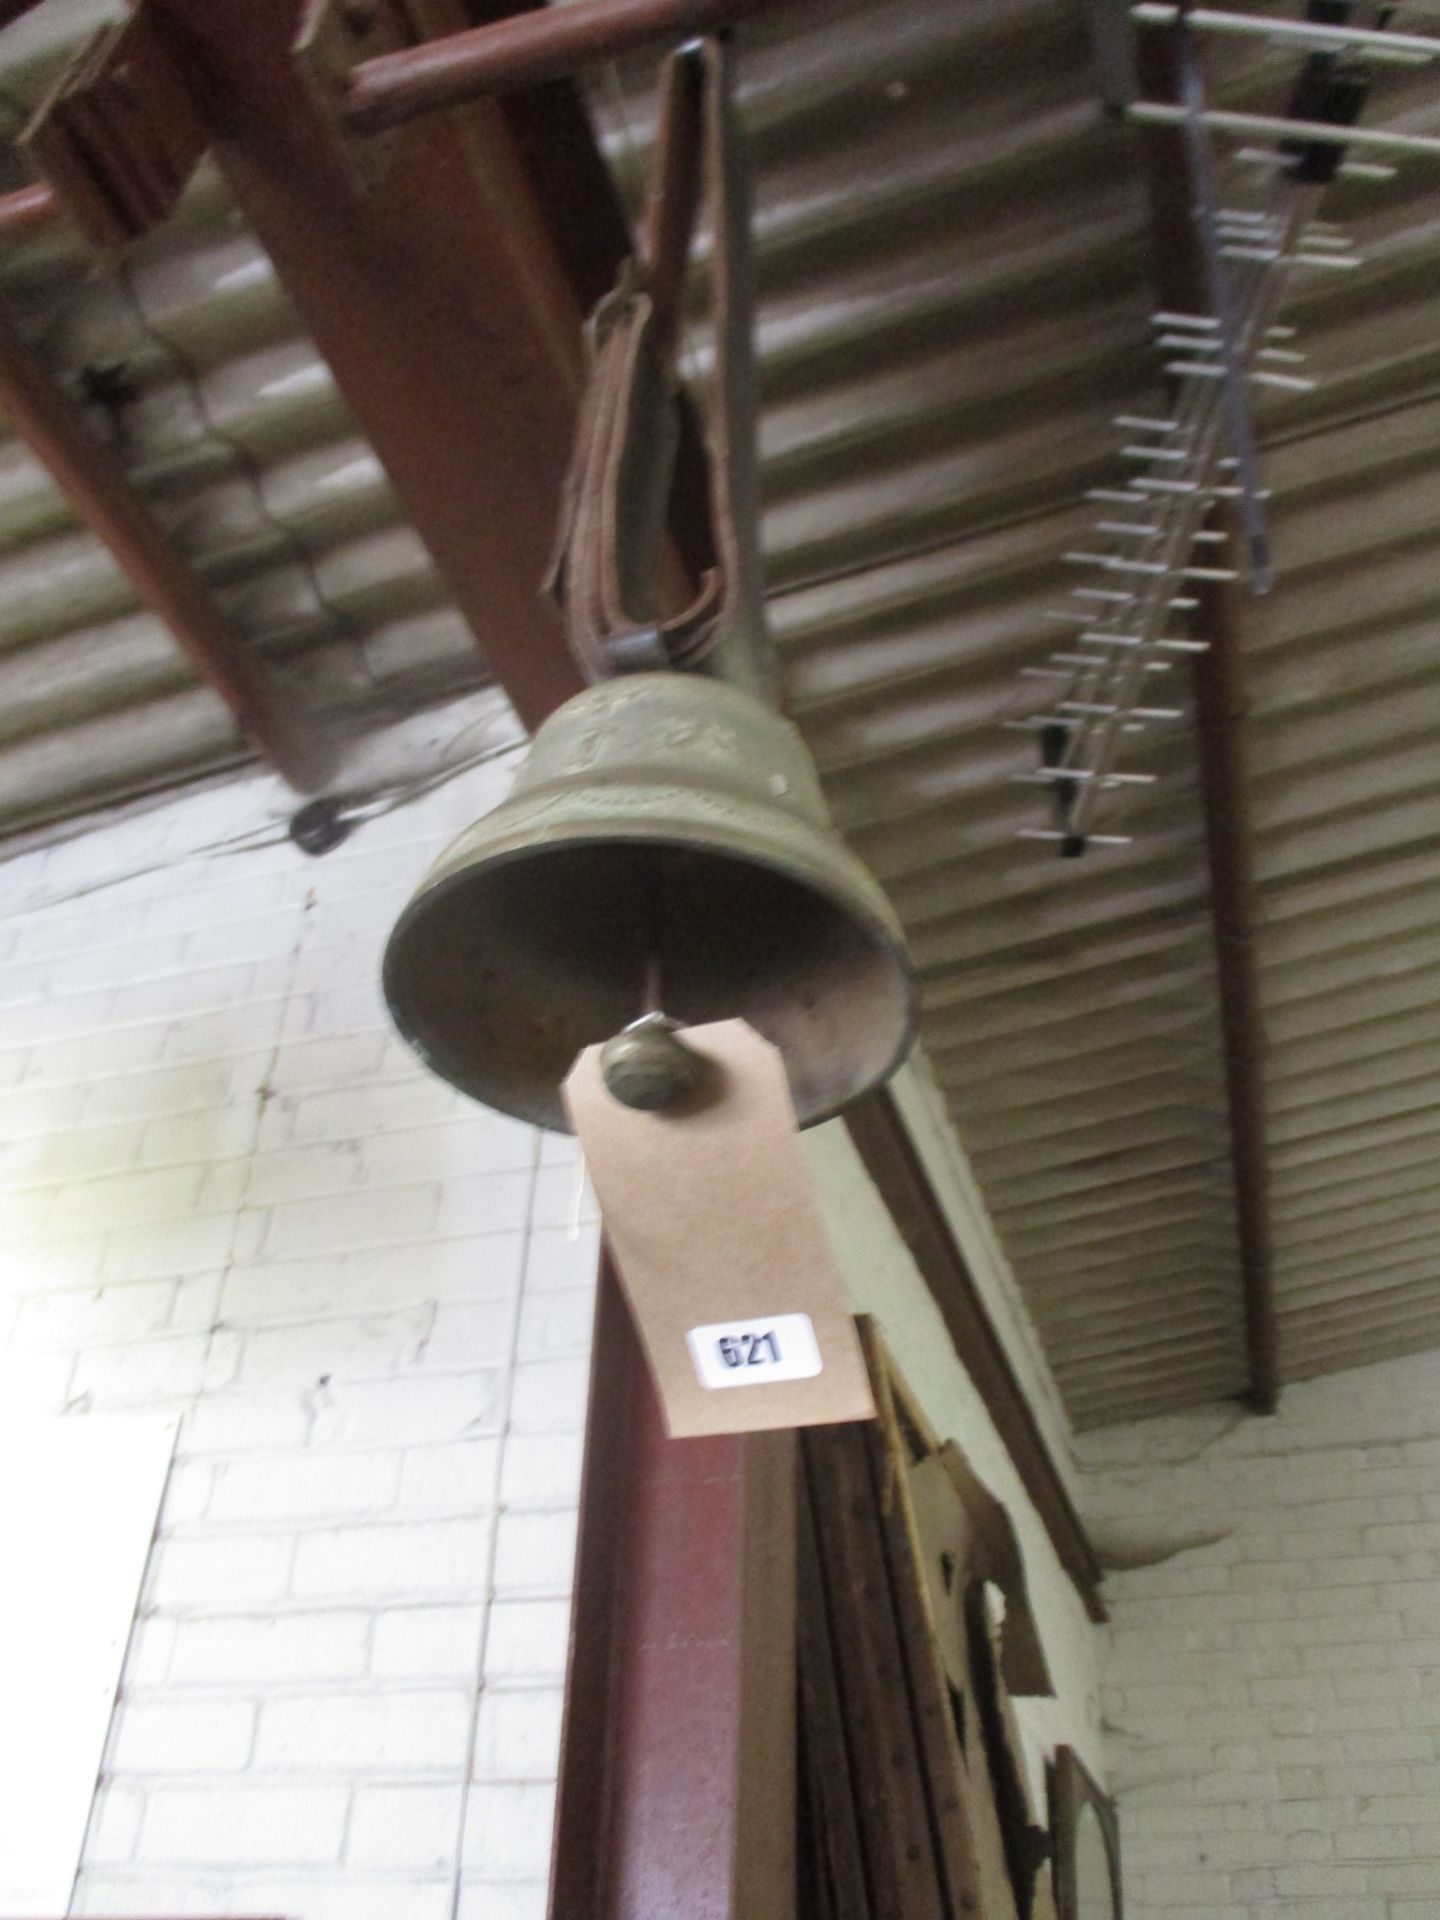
[797,1470,873,1920]
[802,1425,946,1920]
[861,1328,1017,1920]
[964,1589,1051,1920]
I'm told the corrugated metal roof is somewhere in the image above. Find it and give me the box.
[690,0,1244,1428]
[599,0,1440,1425]
[0,1,487,838]
[1252,391,1440,1385]
[5,0,1440,1425]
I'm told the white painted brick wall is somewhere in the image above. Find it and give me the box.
[1,689,1102,1918]
[0,703,595,1920]
[1081,1350,1440,1920]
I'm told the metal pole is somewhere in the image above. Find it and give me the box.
[341,0,803,132]
[0,181,60,244]
[1129,100,1440,155]
[1133,26,1279,1413]
[1133,4,1440,62]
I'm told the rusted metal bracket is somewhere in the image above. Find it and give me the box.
[19,1,206,256]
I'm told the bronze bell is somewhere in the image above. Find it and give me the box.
[383,672,918,1131]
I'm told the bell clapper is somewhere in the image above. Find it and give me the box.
[641,948,663,1019]
[600,1008,703,1112]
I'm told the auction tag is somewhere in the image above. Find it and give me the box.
[564,1019,875,1438]
[687,1312,823,1390]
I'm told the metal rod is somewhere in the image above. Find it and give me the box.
[1017,828,1133,845]
[0,180,59,244]
[1064,550,1170,573]
[1286,249,1362,268]
[0,307,316,787]
[1129,100,1440,155]
[1132,3,1440,61]
[1248,368,1316,391]
[342,0,795,132]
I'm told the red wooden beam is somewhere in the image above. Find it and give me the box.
[550,1256,796,1920]
[148,0,588,734]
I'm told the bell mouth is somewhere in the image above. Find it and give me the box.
[383,835,917,1132]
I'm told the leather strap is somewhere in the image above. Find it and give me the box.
[546,36,773,694]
